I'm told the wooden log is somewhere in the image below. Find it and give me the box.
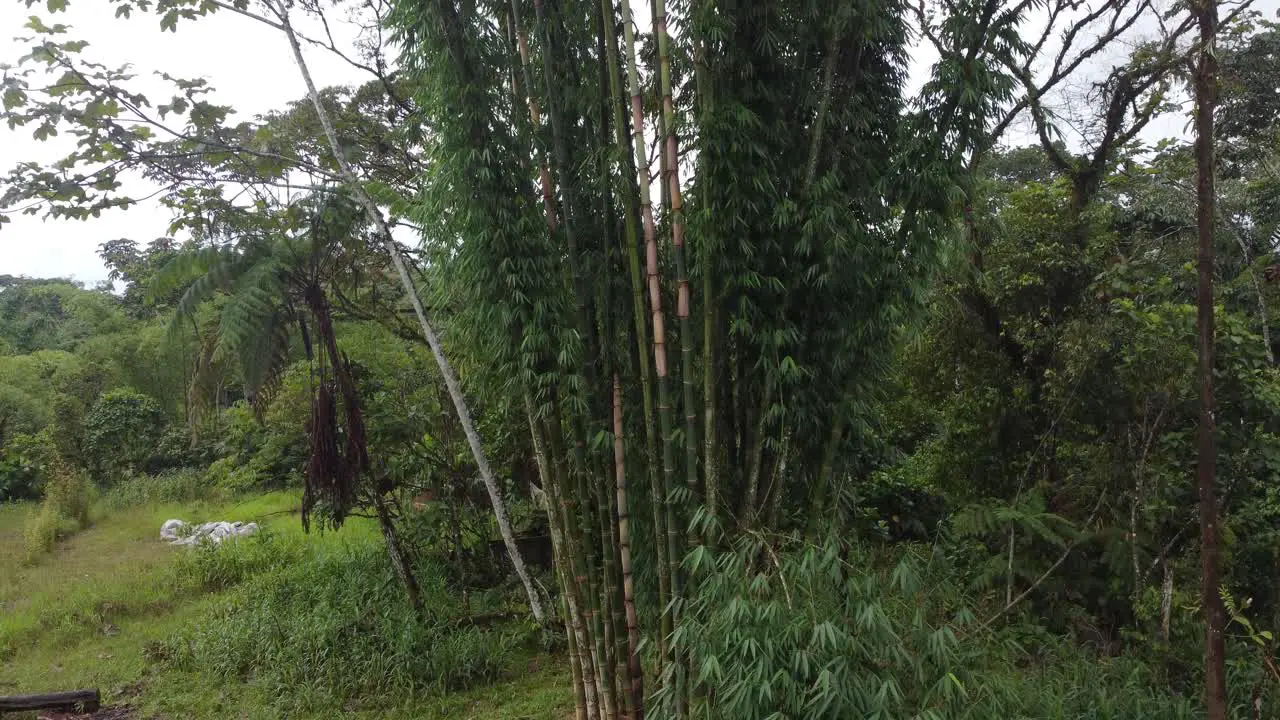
[0,689,100,714]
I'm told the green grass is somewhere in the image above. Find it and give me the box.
[0,492,573,719]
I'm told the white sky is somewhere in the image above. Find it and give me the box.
[0,0,1275,285]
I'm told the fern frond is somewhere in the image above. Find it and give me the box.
[216,266,289,400]
[150,245,224,298]
[243,311,293,413]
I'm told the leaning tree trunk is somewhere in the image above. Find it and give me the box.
[275,0,546,624]
[1191,0,1226,716]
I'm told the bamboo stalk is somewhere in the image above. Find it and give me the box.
[600,0,671,663]
[613,374,646,719]
[621,0,683,707]
[546,399,602,720]
[653,0,700,526]
[651,2,696,711]
[596,37,633,715]
[516,2,616,713]
[526,393,587,719]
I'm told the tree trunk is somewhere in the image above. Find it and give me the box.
[1160,561,1174,644]
[275,0,546,624]
[373,494,424,618]
[1191,0,1227,715]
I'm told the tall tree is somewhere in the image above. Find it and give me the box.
[1192,0,1227,715]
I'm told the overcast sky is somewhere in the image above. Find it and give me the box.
[0,0,374,285]
[0,0,1274,286]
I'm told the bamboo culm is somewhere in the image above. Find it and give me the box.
[599,0,672,664]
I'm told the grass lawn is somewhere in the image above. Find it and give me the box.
[0,493,572,719]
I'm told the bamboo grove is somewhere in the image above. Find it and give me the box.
[387,0,987,716]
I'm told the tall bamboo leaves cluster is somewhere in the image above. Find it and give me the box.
[385,0,976,715]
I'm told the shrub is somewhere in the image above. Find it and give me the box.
[82,387,166,486]
[21,458,92,562]
[44,462,91,529]
[203,455,269,494]
[21,465,90,561]
[203,399,305,492]
[23,502,60,559]
[0,430,54,502]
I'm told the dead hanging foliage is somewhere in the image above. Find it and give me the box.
[301,285,370,532]
[303,380,343,531]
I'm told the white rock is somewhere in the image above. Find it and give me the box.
[160,519,189,541]
[162,519,259,545]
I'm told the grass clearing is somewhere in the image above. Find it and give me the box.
[0,492,572,718]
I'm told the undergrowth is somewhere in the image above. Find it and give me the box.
[159,529,529,714]
[668,534,1271,719]
[101,468,222,510]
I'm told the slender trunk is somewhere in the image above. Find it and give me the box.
[596,38,630,716]
[612,375,645,719]
[651,1,697,707]
[373,494,423,618]
[600,0,671,663]
[1006,527,1017,607]
[546,401,602,720]
[702,272,717,536]
[566,602,588,720]
[594,468,621,720]
[621,0,682,680]
[744,381,773,523]
[805,29,841,188]
[1160,561,1174,644]
[807,416,843,539]
[1191,0,1226,715]
[691,17,718,545]
[276,1,546,623]
[527,394,588,719]
[1131,453,1143,596]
